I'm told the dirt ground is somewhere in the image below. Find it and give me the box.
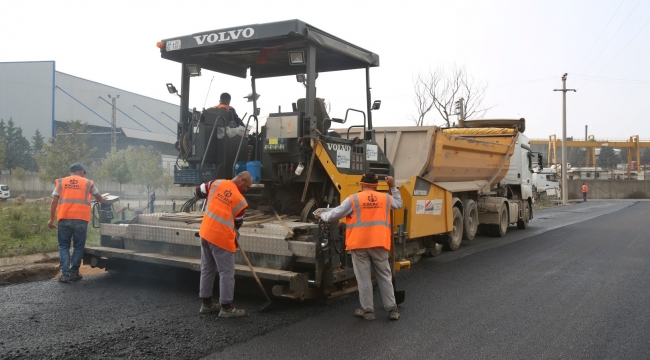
[0,254,105,286]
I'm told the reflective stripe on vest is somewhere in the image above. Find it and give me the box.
[345,191,392,251]
[199,180,248,252]
[56,176,93,222]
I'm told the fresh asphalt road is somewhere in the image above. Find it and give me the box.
[1,201,649,359]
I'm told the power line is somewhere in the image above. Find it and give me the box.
[492,75,560,87]
[579,16,650,89]
[575,75,650,83]
[576,0,643,85]
[572,0,626,74]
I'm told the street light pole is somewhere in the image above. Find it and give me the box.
[108,94,119,153]
[554,74,576,205]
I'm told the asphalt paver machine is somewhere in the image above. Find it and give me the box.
[85,20,396,301]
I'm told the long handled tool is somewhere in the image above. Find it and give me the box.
[390,210,406,305]
[238,241,273,311]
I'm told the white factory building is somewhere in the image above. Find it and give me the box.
[0,61,180,161]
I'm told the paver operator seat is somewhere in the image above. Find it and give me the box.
[297,98,338,137]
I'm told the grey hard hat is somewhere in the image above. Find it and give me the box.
[69,163,85,172]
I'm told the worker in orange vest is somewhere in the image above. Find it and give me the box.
[48,163,105,283]
[213,92,245,127]
[319,173,403,321]
[195,171,252,318]
[582,183,588,202]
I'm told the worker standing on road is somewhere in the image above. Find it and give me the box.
[48,163,105,283]
[582,183,588,202]
[195,171,252,318]
[213,92,245,127]
[318,173,403,321]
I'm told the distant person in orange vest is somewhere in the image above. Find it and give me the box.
[318,173,403,321]
[48,163,105,283]
[582,183,588,202]
[195,171,252,318]
[213,92,245,127]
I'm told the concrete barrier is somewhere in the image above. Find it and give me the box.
[0,174,195,201]
[567,180,650,200]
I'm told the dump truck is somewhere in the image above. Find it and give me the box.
[85,20,541,301]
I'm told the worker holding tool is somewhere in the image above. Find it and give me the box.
[195,171,252,318]
[318,173,403,321]
[213,92,245,127]
[48,163,105,283]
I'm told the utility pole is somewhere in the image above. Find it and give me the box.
[554,74,576,205]
[108,94,119,153]
[455,97,466,127]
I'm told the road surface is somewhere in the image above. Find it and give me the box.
[1,201,648,359]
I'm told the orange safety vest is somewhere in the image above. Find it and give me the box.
[56,175,94,222]
[199,180,248,252]
[582,184,588,193]
[345,190,393,251]
[214,103,233,111]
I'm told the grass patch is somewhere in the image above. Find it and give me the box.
[0,202,177,258]
[0,203,101,258]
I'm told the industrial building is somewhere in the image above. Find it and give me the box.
[0,61,180,162]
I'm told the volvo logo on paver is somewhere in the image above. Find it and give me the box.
[193,28,255,45]
[326,144,351,152]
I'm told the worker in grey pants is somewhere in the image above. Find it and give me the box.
[319,173,403,321]
[199,238,235,305]
[351,247,396,315]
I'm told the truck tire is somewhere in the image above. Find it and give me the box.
[462,199,478,241]
[517,201,530,229]
[446,207,464,251]
[489,203,508,237]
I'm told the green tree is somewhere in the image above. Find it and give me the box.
[34,120,96,184]
[31,129,45,153]
[597,147,620,170]
[158,170,174,203]
[123,145,164,202]
[642,148,650,166]
[568,147,586,168]
[29,129,45,172]
[99,150,132,194]
[1,118,32,172]
[0,137,5,170]
[12,167,27,194]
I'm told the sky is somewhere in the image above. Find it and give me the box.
[1,0,649,141]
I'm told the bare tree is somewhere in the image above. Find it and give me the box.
[411,64,494,127]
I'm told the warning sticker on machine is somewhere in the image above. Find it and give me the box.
[424,200,434,214]
[416,200,425,214]
[166,40,181,51]
[366,144,378,161]
[417,199,442,215]
[337,149,351,168]
[432,199,442,215]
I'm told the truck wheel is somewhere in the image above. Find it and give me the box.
[462,199,478,241]
[489,203,508,237]
[517,201,530,229]
[446,207,464,251]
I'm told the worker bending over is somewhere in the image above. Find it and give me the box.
[319,173,403,320]
[195,171,252,318]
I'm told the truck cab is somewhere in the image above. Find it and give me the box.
[533,168,559,200]
[0,184,9,201]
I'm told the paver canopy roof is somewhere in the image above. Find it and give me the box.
[159,19,379,78]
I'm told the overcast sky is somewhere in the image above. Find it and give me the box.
[1,0,648,140]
